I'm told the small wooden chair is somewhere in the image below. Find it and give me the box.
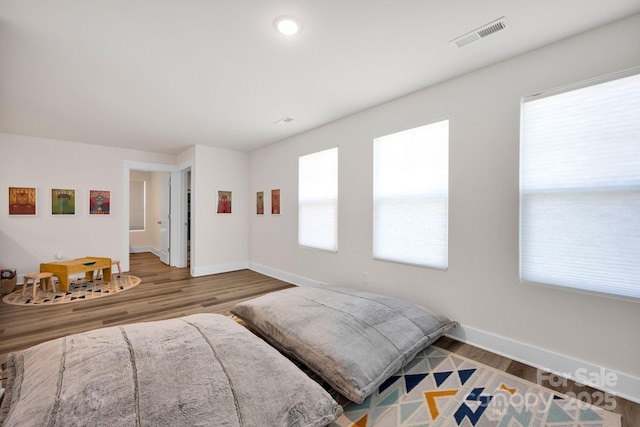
[95,260,122,280]
[112,260,122,278]
[22,272,56,298]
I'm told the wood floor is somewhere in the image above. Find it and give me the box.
[1,252,637,426]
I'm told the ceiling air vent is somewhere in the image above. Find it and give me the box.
[274,116,294,125]
[450,17,508,48]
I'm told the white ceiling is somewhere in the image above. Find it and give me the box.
[2,1,639,155]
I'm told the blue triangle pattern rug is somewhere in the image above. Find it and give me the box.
[329,346,621,427]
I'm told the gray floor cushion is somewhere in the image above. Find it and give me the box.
[232,286,458,403]
[0,313,342,427]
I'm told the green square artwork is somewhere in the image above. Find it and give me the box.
[51,189,75,215]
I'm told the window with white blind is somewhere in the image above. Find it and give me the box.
[373,120,449,269]
[520,69,640,299]
[298,147,338,252]
[129,180,146,231]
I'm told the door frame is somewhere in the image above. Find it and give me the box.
[158,173,171,265]
[122,160,193,272]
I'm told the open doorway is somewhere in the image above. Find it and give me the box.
[129,170,170,264]
[122,160,192,273]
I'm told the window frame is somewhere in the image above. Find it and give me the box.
[373,119,450,269]
[519,67,640,301]
[298,146,339,252]
[129,179,146,232]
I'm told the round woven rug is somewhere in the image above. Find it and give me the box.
[1,275,141,306]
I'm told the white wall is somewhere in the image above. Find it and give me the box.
[0,136,250,279]
[191,144,249,275]
[249,13,640,400]
[0,133,176,277]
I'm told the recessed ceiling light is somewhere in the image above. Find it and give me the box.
[274,16,301,36]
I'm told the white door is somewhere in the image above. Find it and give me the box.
[159,174,171,265]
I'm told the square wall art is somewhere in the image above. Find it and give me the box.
[217,190,232,213]
[89,190,110,215]
[271,189,280,215]
[8,187,36,215]
[256,191,264,215]
[51,189,75,215]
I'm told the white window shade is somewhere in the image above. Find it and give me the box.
[520,70,640,299]
[129,180,146,231]
[373,120,449,269]
[298,147,338,252]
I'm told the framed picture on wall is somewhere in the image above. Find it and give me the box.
[256,191,264,215]
[271,189,281,215]
[51,189,76,215]
[89,190,110,215]
[8,187,37,215]
[217,190,232,213]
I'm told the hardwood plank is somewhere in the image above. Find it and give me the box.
[0,254,295,361]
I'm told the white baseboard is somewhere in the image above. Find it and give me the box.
[447,325,640,404]
[191,261,249,277]
[248,263,323,287]
[129,246,160,256]
[13,274,25,287]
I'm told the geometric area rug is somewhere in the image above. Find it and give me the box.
[329,346,621,427]
[1,275,141,306]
